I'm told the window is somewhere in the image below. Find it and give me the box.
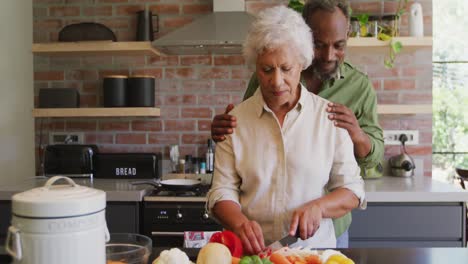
[432,0,468,184]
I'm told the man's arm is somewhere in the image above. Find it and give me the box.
[211,72,259,142]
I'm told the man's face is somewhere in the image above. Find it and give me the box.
[306,8,348,80]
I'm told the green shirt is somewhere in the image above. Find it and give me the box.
[243,62,384,237]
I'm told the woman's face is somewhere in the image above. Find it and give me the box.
[256,45,303,110]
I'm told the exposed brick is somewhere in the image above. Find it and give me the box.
[215,80,246,92]
[157,80,180,93]
[165,68,195,79]
[232,68,251,79]
[402,66,430,77]
[148,55,179,66]
[198,120,211,131]
[214,55,245,66]
[113,56,146,67]
[350,2,381,14]
[180,55,212,66]
[82,82,99,93]
[164,120,196,131]
[98,18,130,29]
[131,68,163,78]
[231,94,243,104]
[132,120,162,131]
[66,70,99,81]
[400,118,432,130]
[99,70,130,79]
[161,107,180,119]
[199,68,229,79]
[34,19,62,30]
[198,94,230,106]
[372,80,382,90]
[85,133,114,144]
[83,6,112,16]
[182,107,212,118]
[405,146,432,155]
[181,80,213,93]
[163,16,194,28]
[182,3,212,14]
[98,0,129,3]
[148,133,179,144]
[178,145,198,157]
[99,121,130,131]
[80,94,98,107]
[49,6,80,16]
[66,121,97,131]
[376,92,399,104]
[34,0,63,4]
[162,95,197,105]
[150,4,180,14]
[116,5,145,16]
[399,92,432,104]
[367,67,400,79]
[182,133,210,144]
[34,71,64,81]
[116,133,146,144]
[383,80,416,90]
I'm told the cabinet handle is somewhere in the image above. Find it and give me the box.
[151,231,184,236]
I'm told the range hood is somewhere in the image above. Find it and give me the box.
[152,0,254,55]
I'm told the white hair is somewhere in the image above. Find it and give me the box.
[243,5,314,70]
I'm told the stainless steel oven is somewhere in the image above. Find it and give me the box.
[142,187,222,247]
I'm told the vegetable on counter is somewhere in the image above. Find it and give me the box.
[239,255,273,264]
[153,248,192,264]
[209,230,244,258]
[197,242,232,264]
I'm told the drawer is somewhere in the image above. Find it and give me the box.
[349,203,464,239]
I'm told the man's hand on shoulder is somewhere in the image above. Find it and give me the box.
[211,104,237,142]
[326,102,371,158]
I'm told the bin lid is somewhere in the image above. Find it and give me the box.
[12,176,106,218]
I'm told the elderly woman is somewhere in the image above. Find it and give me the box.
[207,6,365,254]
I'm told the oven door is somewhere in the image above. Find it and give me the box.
[143,201,222,247]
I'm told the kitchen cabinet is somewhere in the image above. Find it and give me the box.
[0,201,11,243]
[350,202,466,247]
[106,202,141,234]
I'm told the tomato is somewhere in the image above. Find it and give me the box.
[209,230,244,258]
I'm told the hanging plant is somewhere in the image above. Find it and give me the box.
[287,0,305,13]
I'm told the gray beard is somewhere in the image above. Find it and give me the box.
[312,63,339,81]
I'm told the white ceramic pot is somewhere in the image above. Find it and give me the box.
[5,176,110,264]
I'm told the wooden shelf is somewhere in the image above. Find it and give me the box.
[32,107,161,117]
[377,104,432,114]
[32,41,163,57]
[348,37,432,48]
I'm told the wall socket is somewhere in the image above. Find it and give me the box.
[49,132,84,144]
[383,130,419,145]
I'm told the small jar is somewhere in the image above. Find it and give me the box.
[350,17,359,37]
[368,16,379,37]
[380,15,400,37]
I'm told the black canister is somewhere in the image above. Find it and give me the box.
[103,75,127,107]
[127,75,155,107]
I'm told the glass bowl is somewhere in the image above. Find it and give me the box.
[106,233,152,264]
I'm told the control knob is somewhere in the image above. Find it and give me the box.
[176,211,183,220]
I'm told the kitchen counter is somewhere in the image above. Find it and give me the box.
[0,176,467,202]
[0,176,152,201]
[364,176,468,202]
[150,247,468,264]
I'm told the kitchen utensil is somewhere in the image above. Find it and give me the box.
[409,1,424,37]
[103,75,128,107]
[38,88,80,108]
[59,22,117,42]
[169,145,180,173]
[94,152,162,179]
[5,176,109,264]
[43,144,98,178]
[127,75,156,107]
[136,10,159,41]
[268,234,301,252]
[132,178,201,192]
[106,233,152,264]
[389,135,415,177]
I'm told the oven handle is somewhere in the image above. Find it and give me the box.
[151,231,185,236]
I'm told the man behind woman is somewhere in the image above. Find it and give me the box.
[207,5,366,255]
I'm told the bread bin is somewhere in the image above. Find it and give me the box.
[5,176,109,264]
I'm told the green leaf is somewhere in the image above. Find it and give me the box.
[391,41,403,53]
[355,14,369,25]
[288,0,304,13]
[384,59,393,69]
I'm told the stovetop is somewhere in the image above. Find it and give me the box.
[144,184,211,202]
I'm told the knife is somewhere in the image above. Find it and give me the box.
[267,234,301,252]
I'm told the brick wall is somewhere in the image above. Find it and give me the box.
[33,0,433,176]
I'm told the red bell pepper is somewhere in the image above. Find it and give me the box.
[209,230,244,258]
